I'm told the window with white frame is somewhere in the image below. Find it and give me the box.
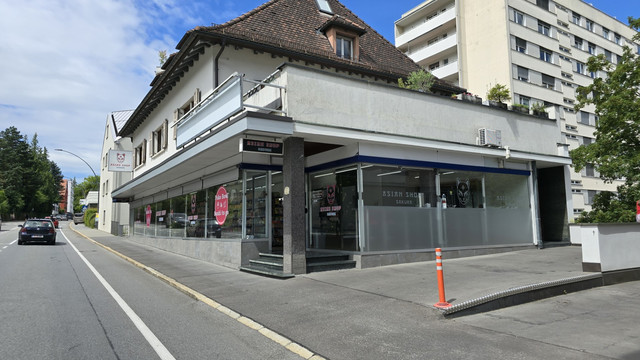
[576,61,585,74]
[602,27,610,40]
[588,42,596,54]
[336,36,353,59]
[519,95,530,107]
[574,36,583,50]
[135,140,147,167]
[516,37,526,53]
[572,12,581,25]
[517,66,529,81]
[539,47,552,63]
[542,74,555,89]
[536,0,549,10]
[614,33,621,45]
[514,10,524,25]
[151,119,168,156]
[586,19,594,31]
[429,61,440,70]
[538,20,551,36]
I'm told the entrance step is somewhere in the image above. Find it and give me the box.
[306,253,356,273]
[240,253,294,279]
[240,252,356,278]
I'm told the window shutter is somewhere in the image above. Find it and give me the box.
[194,88,201,104]
[162,119,168,149]
[173,109,180,140]
[143,139,147,163]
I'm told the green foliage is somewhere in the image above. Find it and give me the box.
[398,69,435,93]
[158,50,168,65]
[84,208,97,228]
[486,83,511,103]
[575,183,640,223]
[0,126,63,219]
[531,102,547,113]
[511,103,529,111]
[571,18,640,222]
[73,176,100,212]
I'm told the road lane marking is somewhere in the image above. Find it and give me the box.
[68,225,324,360]
[60,231,176,360]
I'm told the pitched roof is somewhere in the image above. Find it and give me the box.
[120,0,463,136]
[194,0,421,78]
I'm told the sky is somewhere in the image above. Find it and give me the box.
[0,0,638,183]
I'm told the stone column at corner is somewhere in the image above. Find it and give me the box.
[282,137,306,274]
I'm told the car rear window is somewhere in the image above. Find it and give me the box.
[26,220,52,227]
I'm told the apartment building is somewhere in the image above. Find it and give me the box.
[395,0,639,218]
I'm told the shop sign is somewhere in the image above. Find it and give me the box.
[145,205,152,227]
[107,150,133,172]
[239,139,283,155]
[215,186,229,225]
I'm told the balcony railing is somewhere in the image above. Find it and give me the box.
[396,6,456,47]
[175,71,285,148]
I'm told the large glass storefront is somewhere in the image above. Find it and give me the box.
[133,169,283,249]
[310,163,533,252]
[133,161,533,255]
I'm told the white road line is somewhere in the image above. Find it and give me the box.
[60,230,176,360]
[10,239,17,245]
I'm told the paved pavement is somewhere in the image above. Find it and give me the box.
[68,224,640,359]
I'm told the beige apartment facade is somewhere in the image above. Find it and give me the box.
[395,0,640,218]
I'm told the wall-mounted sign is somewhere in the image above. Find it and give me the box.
[108,150,133,172]
[239,139,283,155]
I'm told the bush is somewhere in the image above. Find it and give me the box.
[486,83,511,103]
[84,209,97,229]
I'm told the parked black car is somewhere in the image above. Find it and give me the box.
[18,219,57,245]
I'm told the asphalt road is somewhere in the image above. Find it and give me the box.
[0,221,300,360]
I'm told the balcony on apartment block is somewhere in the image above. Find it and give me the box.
[407,34,457,65]
[395,6,456,48]
[431,60,459,82]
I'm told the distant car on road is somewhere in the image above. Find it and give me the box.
[18,219,57,245]
[73,213,84,225]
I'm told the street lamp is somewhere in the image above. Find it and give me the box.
[55,148,97,177]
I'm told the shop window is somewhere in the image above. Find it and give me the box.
[185,190,207,238]
[244,171,268,239]
[208,180,243,239]
[310,166,359,251]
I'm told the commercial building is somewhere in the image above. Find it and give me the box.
[395,0,640,217]
[108,0,571,276]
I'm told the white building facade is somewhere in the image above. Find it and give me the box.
[395,0,640,218]
[110,0,571,275]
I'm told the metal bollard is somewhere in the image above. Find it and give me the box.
[434,248,452,308]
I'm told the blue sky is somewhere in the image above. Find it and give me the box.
[0,0,637,182]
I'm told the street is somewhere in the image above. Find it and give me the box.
[0,220,300,360]
[2,220,640,359]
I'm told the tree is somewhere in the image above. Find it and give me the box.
[398,69,436,93]
[571,17,640,223]
[73,176,100,212]
[486,83,511,103]
[0,126,63,219]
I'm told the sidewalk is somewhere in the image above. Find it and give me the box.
[70,224,601,359]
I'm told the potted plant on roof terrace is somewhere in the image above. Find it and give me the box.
[486,83,510,109]
[531,102,549,118]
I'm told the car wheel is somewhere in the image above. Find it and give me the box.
[50,239,56,245]
[18,239,23,245]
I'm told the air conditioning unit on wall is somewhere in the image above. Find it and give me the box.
[478,128,502,147]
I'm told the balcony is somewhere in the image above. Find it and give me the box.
[396,7,456,48]
[175,72,285,148]
[407,35,457,64]
[431,60,458,80]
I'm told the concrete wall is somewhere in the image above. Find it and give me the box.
[283,65,562,156]
[127,236,270,269]
[574,223,640,272]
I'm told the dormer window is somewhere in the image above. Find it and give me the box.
[336,36,353,59]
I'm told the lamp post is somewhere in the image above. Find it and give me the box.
[54,148,97,177]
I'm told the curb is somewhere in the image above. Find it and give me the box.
[440,273,604,318]
[68,224,326,360]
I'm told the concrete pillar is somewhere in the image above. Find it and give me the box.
[282,137,306,274]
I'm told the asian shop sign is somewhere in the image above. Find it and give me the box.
[239,139,283,155]
[108,150,133,172]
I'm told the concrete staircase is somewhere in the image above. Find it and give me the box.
[239,252,356,278]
